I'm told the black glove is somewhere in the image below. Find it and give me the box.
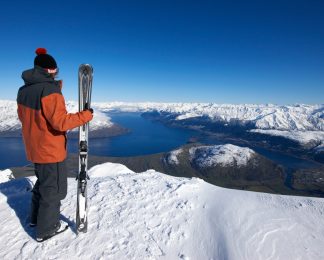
[84,103,93,114]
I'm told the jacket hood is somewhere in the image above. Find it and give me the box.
[22,66,54,85]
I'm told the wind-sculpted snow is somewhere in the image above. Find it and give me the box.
[1,163,324,259]
[190,144,255,168]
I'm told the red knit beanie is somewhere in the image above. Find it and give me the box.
[34,48,58,73]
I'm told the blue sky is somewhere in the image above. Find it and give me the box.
[0,0,323,104]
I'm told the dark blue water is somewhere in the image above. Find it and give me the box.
[0,138,29,168]
[0,113,196,169]
[200,136,321,169]
[0,112,321,170]
[67,112,197,157]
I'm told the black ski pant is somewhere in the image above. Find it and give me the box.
[31,160,67,238]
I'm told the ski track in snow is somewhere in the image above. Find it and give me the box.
[1,163,324,260]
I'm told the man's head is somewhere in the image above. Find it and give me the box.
[34,48,58,77]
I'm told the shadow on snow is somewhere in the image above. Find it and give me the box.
[0,177,77,240]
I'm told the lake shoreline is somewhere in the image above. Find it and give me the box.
[0,123,130,139]
[9,144,324,199]
[2,112,324,198]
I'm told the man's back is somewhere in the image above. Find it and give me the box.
[17,48,93,242]
[17,66,92,163]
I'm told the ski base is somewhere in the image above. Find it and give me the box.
[76,183,88,234]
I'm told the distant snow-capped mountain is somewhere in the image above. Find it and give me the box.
[251,129,324,148]
[0,100,112,134]
[1,100,323,140]
[94,102,323,131]
[189,144,255,168]
[94,101,324,148]
[0,100,21,132]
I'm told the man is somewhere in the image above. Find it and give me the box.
[17,48,93,242]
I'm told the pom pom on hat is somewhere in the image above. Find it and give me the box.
[34,47,57,71]
[35,48,47,55]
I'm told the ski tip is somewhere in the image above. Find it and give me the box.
[79,64,93,72]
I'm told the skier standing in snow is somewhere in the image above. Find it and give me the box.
[17,48,93,242]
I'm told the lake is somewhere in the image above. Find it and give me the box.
[68,112,197,156]
[0,113,197,169]
[0,112,321,170]
[200,135,321,169]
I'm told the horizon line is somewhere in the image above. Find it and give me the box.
[1,99,323,107]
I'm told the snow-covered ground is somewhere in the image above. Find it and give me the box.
[0,169,14,182]
[2,100,323,132]
[190,144,255,168]
[251,129,324,148]
[1,163,324,259]
[163,148,184,165]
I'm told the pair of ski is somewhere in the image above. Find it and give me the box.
[36,64,93,242]
[76,64,93,234]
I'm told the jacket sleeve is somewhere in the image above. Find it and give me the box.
[41,92,93,132]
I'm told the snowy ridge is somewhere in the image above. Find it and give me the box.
[0,163,324,259]
[93,102,324,131]
[163,148,184,165]
[1,100,323,133]
[190,144,255,168]
[251,129,324,147]
[0,100,21,132]
[0,100,113,133]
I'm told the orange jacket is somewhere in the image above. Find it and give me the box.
[17,67,93,163]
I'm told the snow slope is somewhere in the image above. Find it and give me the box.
[163,148,184,165]
[251,129,324,148]
[1,163,324,259]
[189,144,255,168]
